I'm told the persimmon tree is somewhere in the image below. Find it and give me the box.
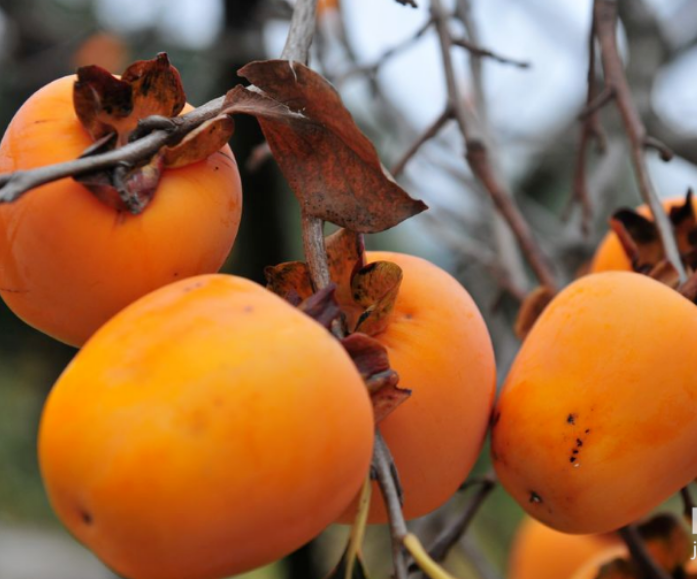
[1,1,697,579]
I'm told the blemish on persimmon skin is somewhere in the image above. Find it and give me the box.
[529,491,542,504]
[243,305,254,313]
[79,509,93,525]
[567,413,577,425]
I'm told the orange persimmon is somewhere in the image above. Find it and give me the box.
[39,274,374,579]
[492,272,697,533]
[508,517,616,579]
[347,251,496,522]
[0,75,242,346]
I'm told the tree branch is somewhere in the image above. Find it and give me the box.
[373,431,410,579]
[431,0,557,291]
[391,107,452,177]
[281,0,319,62]
[451,37,530,69]
[593,0,687,282]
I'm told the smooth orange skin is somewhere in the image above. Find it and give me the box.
[492,272,697,533]
[342,251,496,523]
[508,517,616,579]
[38,275,374,579]
[0,76,242,346]
[590,196,696,273]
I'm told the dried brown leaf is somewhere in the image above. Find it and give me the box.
[609,210,663,272]
[223,61,427,232]
[514,286,556,340]
[164,114,235,168]
[264,261,314,305]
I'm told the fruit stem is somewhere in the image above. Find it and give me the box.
[404,533,461,579]
[344,475,372,579]
[592,0,687,283]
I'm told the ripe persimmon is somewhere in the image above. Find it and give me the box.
[492,272,697,533]
[508,517,616,579]
[343,251,496,522]
[0,74,242,347]
[39,274,374,579]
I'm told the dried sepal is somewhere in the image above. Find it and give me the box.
[298,284,342,330]
[223,60,427,232]
[514,285,556,340]
[341,332,410,424]
[264,261,314,305]
[75,153,164,214]
[164,115,235,169]
[326,228,365,308]
[74,53,185,147]
[351,261,403,335]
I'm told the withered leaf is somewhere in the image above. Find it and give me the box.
[298,284,342,330]
[647,260,681,288]
[164,115,235,168]
[223,60,427,232]
[264,261,314,305]
[341,332,410,424]
[351,261,403,335]
[74,53,185,146]
[514,285,556,340]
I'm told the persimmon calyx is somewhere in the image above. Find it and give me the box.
[610,189,697,289]
[264,229,410,423]
[72,53,235,214]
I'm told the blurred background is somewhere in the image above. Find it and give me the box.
[0,0,696,577]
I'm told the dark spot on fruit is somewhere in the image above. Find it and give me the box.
[214,166,219,171]
[405,313,413,320]
[567,413,577,425]
[576,438,583,447]
[80,510,93,525]
[173,272,179,277]
[572,449,579,455]
[244,306,254,313]
[570,457,576,463]
[529,491,542,504]
[585,429,590,434]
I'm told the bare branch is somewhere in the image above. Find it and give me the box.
[426,474,496,563]
[431,0,557,291]
[391,108,452,177]
[373,431,409,579]
[451,37,530,69]
[593,0,687,282]
[281,0,319,63]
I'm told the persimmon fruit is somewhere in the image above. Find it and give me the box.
[492,271,697,533]
[508,517,616,579]
[38,274,374,579]
[0,75,242,347]
[342,251,496,522]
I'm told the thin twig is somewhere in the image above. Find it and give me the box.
[391,107,452,177]
[431,0,557,290]
[618,525,672,579]
[569,16,607,234]
[373,431,409,579]
[451,37,530,68]
[593,0,686,282]
[338,17,434,85]
[426,474,496,563]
